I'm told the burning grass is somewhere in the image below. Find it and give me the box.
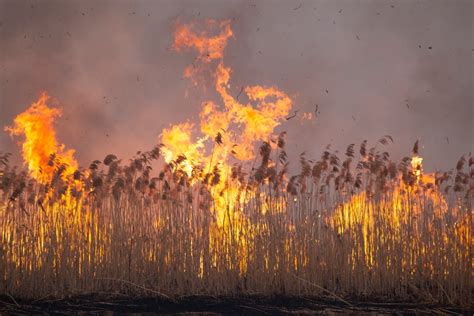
[0,137,471,306]
[0,19,472,308]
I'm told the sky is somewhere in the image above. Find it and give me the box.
[0,0,472,172]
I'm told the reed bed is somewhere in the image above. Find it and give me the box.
[0,139,471,307]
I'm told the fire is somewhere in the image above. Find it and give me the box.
[0,19,470,303]
[161,19,293,223]
[411,155,423,178]
[331,154,450,268]
[5,92,78,183]
[161,122,206,176]
[173,19,233,85]
[169,19,292,161]
[300,112,313,121]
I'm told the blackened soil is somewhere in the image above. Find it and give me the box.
[0,294,470,315]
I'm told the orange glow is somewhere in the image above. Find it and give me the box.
[163,19,293,224]
[411,155,423,179]
[331,155,451,268]
[160,122,206,176]
[300,112,313,121]
[5,92,78,183]
[0,19,470,304]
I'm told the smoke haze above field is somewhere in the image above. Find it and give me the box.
[0,0,472,171]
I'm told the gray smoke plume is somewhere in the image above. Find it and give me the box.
[0,0,472,171]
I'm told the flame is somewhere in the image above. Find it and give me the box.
[169,19,292,161]
[5,92,78,183]
[0,19,469,299]
[173,19,233,86]
[300,112,313,122]
[411,155,423,179]
[161,19,293,224]
[331,154,449,268]
[161,122,206,176]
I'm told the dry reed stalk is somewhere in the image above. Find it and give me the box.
[0,146,471,307]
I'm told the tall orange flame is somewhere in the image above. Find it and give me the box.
[332,154,446,267]
[167,19,292,161]
[161,19,293,224]
[5,92,78,183]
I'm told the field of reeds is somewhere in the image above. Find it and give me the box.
[0,138,471,308]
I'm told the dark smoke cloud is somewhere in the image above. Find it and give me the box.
[0,0,472,171]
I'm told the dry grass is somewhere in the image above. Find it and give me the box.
[0,140,471,307]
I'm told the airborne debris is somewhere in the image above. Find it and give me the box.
[236,86,244,100]
[286,110,299,120]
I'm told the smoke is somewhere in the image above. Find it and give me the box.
[0,0,472,171]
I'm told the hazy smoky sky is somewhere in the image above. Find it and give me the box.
[0,0,472,172]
